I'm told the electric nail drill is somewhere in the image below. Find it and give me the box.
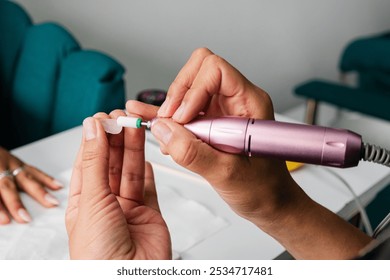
[114,116,390,168]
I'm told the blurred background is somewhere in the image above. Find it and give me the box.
[13,0,390,113]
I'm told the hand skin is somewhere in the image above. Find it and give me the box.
[126,47,373,259]
[0,146,62,225]
[65,110,171,260]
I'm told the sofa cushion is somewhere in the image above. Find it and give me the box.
[0,0,32,96]
[11,23,80,146]
[52,50,126,134]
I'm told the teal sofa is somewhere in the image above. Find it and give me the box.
[0,0,126,149]
[294,31,390,124]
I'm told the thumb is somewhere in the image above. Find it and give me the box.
[81,117,110,200]
[151,118,224,181]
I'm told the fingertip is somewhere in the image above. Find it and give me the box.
[44,193,60,207]
[153,118,221,178]
[157,97,170,117]
[151,120,173,146]
[17,208,32,223]
[0,211,10,225]
[172,102,186,123]
[52,179,64,189]
[93,112,109,119]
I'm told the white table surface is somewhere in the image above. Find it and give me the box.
[1,113,390,260]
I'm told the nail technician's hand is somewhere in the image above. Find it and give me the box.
[128,47,294,223]
[65,111,171,260]
[127,48,373,259]
[0,146,62,225]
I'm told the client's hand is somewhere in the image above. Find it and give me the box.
[0,146,62,225]
[65,110,171,259]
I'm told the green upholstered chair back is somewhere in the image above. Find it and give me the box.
[52,50,125,134]
[0,0,32,148]
[294,31,390,124]
[0,0,126,149]
[0,0,32,95]
[339,32,390,92]
[11,23,80,147]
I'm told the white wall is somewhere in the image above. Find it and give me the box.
[13,0,390,112]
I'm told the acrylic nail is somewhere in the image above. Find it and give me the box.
[83,117,96,141]
[52,179,64,188]
[44,193,60,206]
[157,96,170,116]
[172,102,186,121]
[18,208,32,223]
[151,121,172,146]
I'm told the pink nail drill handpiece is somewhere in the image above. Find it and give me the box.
[112,116,390,168]
[184,117,362,168]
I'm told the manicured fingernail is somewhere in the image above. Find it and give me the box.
[18,208,32,223]
[83,117,96,141]
[0,211,9,224]
[151,121,172,145]
[44,193,60,206]
[53,179,64,188]
[172,102,186,121]
[158,97,170,116]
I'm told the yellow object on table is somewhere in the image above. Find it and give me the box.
[286,161,304,172]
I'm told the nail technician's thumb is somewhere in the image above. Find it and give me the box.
[151,120,172,146]
[151,119,220,178]
[81,118,110,197]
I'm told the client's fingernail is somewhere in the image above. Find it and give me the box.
[172,102,186,121]
[158,97,170,116]
[44,193,60,206]
[52,179,64,188]
[151,121,172,145]
[83,117,96,141]
[18,208,32,223]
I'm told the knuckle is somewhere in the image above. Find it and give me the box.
[167,79,191,103]
[203,54,225,67]
[121,170,143,184]
[0,179,16,192]
[172,139,202,170]
[192,47,213,58]
[109,166,122,177]
[170,78,187,90]
[82,147,108,168]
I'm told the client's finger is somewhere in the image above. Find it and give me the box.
[119,113,146,203]
[106,110,127,195]
[143,161,160,212]
[80,117,111,201]
[0,177,31,223]
[23,165,64,190]
[14,171,59,207]
[0,200,10,225]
